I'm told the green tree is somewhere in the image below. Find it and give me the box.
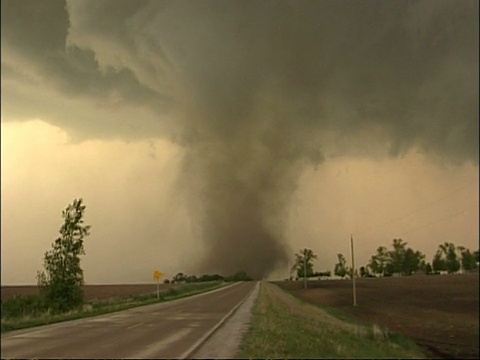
[359,266,366,277]
[334,253,349,279]
[37,198,91,312]
[387,239,408,275]
[368,246,389,276]
[403,248,425,275]
[458,247,478,272]
[438,242,461,274]
[446,243,461,273]
[424,262,433,275]
[314,270,331,279]
[231,270,251,281]
[368,240,425,276]
[291,248,317,288]
[185,275,198,283]
[418,259,433,275]
[432,242,461,274]
[432,251,447,273]
[173,273,187,283]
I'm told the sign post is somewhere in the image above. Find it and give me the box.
[153,270,164,299]
[303,256,307,289]
[350,234,357,307]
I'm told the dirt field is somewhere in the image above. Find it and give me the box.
[279,273,479,359]
[1,283,177,302]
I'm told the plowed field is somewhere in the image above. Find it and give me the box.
[279,273,479,359]
[1,283,176,301]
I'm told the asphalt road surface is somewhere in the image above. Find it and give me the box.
[1,281,257,359]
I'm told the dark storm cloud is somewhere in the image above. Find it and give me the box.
[2,0,478,277]
[1,0,173,139]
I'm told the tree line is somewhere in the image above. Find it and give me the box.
[291,239,479,286]
[361,239,478,277]
[167,270,252,284]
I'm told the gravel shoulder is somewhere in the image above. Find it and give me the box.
[191,281,260,359]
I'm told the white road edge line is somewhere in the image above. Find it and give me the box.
[179,281,259,360]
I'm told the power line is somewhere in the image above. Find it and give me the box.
[385,180,475,224]
[394,209,466,238]
[361,179,476,237]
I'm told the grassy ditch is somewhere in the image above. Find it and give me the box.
[1,281,227,333]
[239,281,427,359]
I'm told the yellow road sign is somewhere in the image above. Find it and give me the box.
[153,270,164,281]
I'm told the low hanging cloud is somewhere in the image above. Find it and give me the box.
[2,0,478,277]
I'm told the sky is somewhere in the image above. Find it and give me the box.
[1,0,478,284]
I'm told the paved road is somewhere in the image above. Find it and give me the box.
[1,281,257,359]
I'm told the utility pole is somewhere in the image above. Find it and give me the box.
[303,254,307,289]
[350,234,357,307]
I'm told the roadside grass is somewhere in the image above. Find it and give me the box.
[1,281,227,333]
[239,281,427,359]
[273,283,367,327]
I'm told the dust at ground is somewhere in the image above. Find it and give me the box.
[279,273,479,359]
